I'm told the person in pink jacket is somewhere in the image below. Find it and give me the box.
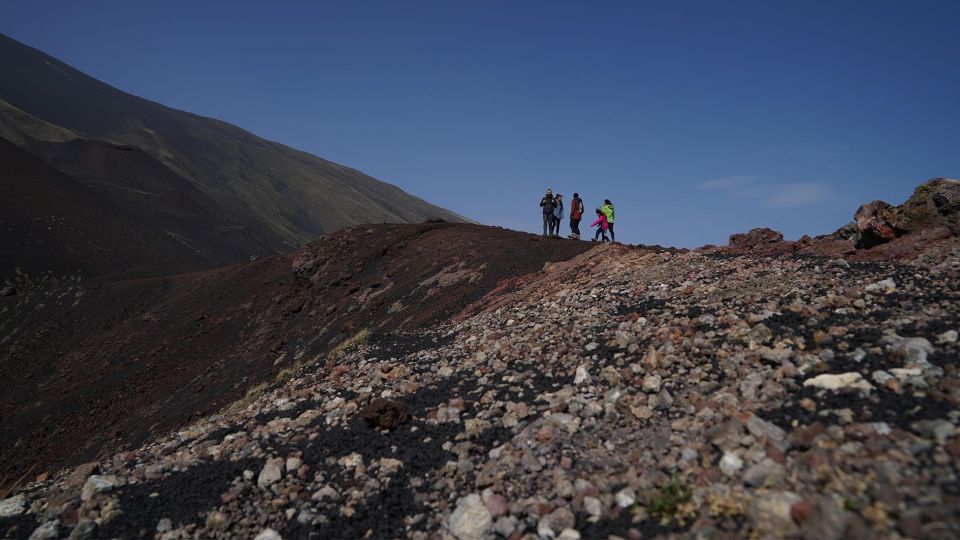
[590,208,610,242]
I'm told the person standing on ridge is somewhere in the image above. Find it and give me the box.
[590,208,610,242]
[551,193,564,237]
[601,199,616,242]
[539,189,556,236]
[568,192,584,239]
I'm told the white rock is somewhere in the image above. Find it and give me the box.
[557,529,582,540]
[285,457,302,473]
[574,365,591,385]
[378,458,403,474]
[448,493,493,540]
[80,475,117,502]
[615,488,636,508]
[338,452,363,469]
[257,458,284,489]
[890,367,923,380]
[311,485,338,501]
[719,451,744,476]
[0,494,26,517]
[872,370,894,385]
[253,528,283,540]
[583,496,603,517]
[749,491,802,534]
[642,374,662,393]
[937,330,958,344]
[494,515,518,537]
[885,335,934,366]
[803,372,874,394]
[864,278,896,293]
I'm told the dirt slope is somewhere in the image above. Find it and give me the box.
[0,138,212,281]
[0,223,591,487]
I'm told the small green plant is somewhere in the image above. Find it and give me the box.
[649,475,693,525]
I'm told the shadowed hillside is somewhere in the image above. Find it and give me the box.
[0,34,469,279]
[0,138,216,280]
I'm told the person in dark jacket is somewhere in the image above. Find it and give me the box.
[568,192,584,239]
[539,189,555,236]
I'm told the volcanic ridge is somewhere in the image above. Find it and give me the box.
[0,179,958,539]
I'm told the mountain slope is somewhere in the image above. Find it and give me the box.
[0,137,220,280]
[0,223,592,488]
[0,33,468,253]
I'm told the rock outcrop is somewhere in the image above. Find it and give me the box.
[853,178,960,248]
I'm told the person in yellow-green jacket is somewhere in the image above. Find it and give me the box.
[601,199,615,242]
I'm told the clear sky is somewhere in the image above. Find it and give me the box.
[4,1,959,247]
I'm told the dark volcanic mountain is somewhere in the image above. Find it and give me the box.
[0,34,467,279]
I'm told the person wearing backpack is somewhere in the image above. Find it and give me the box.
[601,199,616,242]
[539,189,555,236]
[551,194,564,237]
[568,192,584,239]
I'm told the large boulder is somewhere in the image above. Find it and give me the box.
[851,178,959,249]
[854,200,901,248]
[728,228,784,249]
[897,178,960,235]
[360,398,410,430]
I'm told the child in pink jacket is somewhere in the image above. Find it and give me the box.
[590,209,610,242]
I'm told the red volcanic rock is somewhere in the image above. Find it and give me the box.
[852,179,959,249]
[360,398,410,430]
[854,200,901,248]
[791,500,814,525]
[728,228,784,249]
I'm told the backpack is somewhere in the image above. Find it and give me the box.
[571,198,584,219]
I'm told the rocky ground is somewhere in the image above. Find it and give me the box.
[2,236,958,539]
[1,180,958,539]
[0,222,591,488]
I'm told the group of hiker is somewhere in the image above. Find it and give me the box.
[539,189,615,242]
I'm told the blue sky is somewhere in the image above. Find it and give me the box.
[4,1,959,247]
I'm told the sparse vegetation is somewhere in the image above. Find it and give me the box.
[222,329,371,414]
[649,475,695,526]
[326,328,371,365]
